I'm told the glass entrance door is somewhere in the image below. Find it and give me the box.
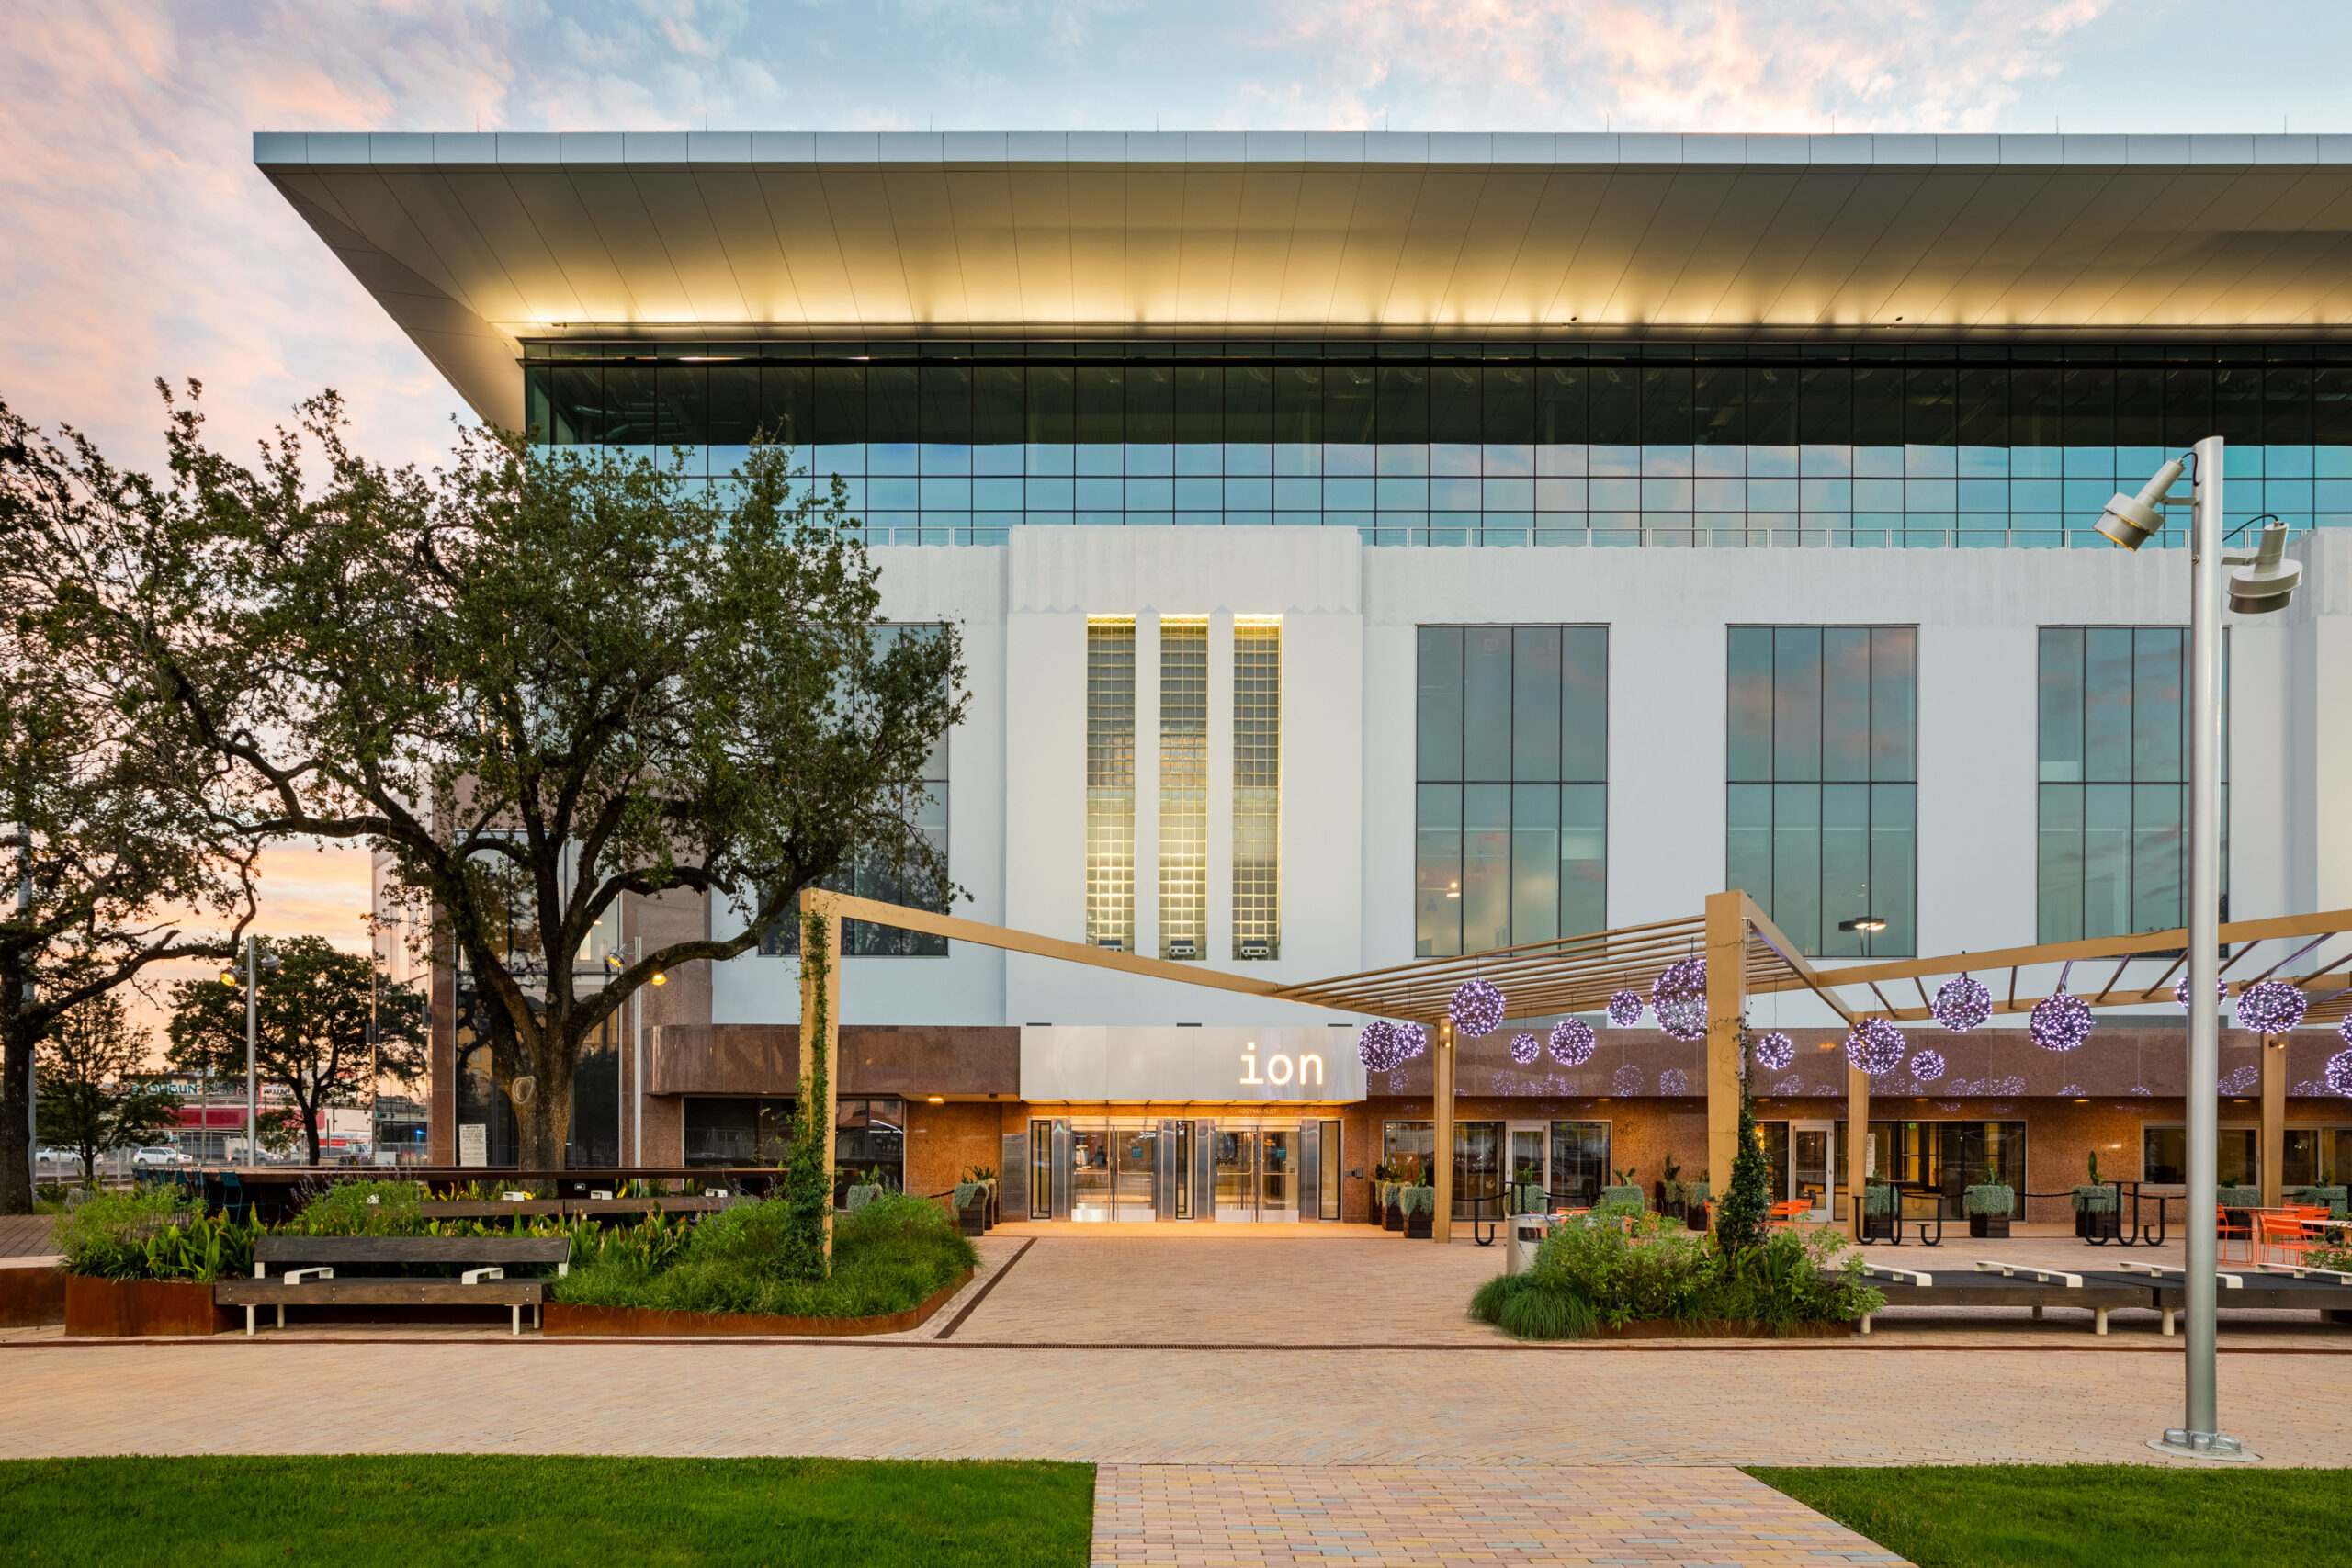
[1508,1123,1546,1210]
[1114,1124,1158,1219]
[1071,1128,1114,1221]
[1792,1121,1835,1221]
[1258,1128,1297,1221]
[1214,1128,1258,1221]
[1207,1123,1301,1222]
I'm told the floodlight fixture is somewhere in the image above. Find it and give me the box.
[2226,517,2302,615]
[2095,457,2187,550]
[1838,916,1887,933]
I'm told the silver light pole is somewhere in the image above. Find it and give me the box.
[244,934,258,1166]
[2098,439,2300,1463]
[11,823,32,1194]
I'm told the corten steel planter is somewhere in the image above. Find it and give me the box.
[65,1276,236,1337]
[958,1198,988,1236]
[0,1264,67,1328]
[1589,1318,1855,1340]
[544,1268,972,1337]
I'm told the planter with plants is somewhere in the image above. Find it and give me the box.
[1679,1177,1712,1232]
[1654,1158,1687,1219]
[1964,1184,2015,1238]
[1507,1180,1547,1216]
[2071,1154,2120,1241]
[1374,1163,1407,1230]
[1861,1182,1901,1242]
[2216,1183,2263,1217]
[55,1189,251,1337]
[1399,1184,1436,1239]
[952,1179,989,1236]
[2293,1182,2347,1217]
[844,1167,888,1215]
[1597,1168,1645,1219]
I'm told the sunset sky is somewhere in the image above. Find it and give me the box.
[6,0,2346,1038]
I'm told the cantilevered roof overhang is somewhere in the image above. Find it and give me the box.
[253,130,2352,429]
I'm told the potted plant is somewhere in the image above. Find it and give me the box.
[1376,1161,1407,1231]
[1656,1156,1684,1219]
[2295,1172,2347,1217]
[951,1173,989,1236]
[2072,1152,2119,1241]
[1964,1183,2015,1238]
[1509,1179,1545,1216]
[1400,1183,1436,1239]
[1599,1167,1644,1215]
[1861,1182,1900,1242]
[1680,1172,1711,1232]
[57,1190,246,1337]
[845,1166,887,1215]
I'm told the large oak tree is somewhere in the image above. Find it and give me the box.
[28,385,961,1168]
[0,399,258,1212]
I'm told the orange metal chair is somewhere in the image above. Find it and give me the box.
[1768,1199,1811,1230]
[2256,1210,2318,1267]
[2217,1205,2254,1263]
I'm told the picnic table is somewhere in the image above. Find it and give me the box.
[217,1235,571,1336]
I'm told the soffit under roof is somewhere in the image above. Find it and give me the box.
[254,131,2352,428]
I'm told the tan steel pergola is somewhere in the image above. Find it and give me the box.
[795,887,2352,1247]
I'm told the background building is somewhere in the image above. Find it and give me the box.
[280,130,2352,1220]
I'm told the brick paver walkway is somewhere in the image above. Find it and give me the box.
[1091,1465,1910,1566]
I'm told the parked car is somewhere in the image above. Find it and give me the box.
[131,1146,193,1168]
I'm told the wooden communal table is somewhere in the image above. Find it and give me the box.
[419,1197,734,1221]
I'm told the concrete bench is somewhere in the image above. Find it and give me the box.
[216,1236,571,1337]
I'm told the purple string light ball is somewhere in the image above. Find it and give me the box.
[1606,989,1645,1028]
[1931,973,1991,1034]
[1753,1032,1796,1072]
[2236,980,2309,1035]
[2342,1015,2352,1049]
[1908,1049,1947,1083]
[1659,1067,1689,1094]
[2326,1048,2352,1096]
[1549,1018,1596,1066]
[1356,1020,1402,1071]
[2030,991,2094,1052]
[1451,977,1507,1038]
[2175,975,2227,1010]
[1611,1063,1643,1095]
[1509,1032,1541,1066]
[1651,958,1708,1043]
[1845,1018,1905,1077]
[1396,1022,1428,1062]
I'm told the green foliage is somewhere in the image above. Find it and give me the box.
[1595,1186,1645,1214]
[277,1180,425,1235]
[2292,1184,2346,1214]
[1865,1183,1900,1216]
[2216,1184,2263,1208]
[34,994,183,1183]
[777,911,835,1280]
[2071,1185,2117,1213]
[1396,1184,1436,1217]
[54,1188,255,1281]
[1963,1184,2015,1216]
[1754,1463,2352,1568]
[0,1454,1096,1568]
[554,1192,975,1320]
[1470,1212,1883,1340]
[1715,1032,1773,1255]
[165,934,424,1165]
[2086,1148,2101,1186]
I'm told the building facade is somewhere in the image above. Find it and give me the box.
[286,130,2352,1224]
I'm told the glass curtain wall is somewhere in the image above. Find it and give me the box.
[1159,617,1208,958]
[523,341,2352,548]
[1727,626,1918,956]
[2036,627,2226,942]
[1087,618,1137,951]
[1233,618,1283,958]
[1417,626,1608,956]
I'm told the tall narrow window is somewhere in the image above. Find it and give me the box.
[1233,617,1282,958]
[1086,617,1136,952]
[2036,626,2225,942]
[1726,626,1917,957]
[1416,625,1608,957]
[1159,616,1208,958]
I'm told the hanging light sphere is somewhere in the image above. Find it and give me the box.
[1396,1022,1429,1062]
[1931,973,1992,1034]
[1509,1031,1541,1066]
[2325,1047,2352,1096]
[1659,1067,1689,1094]
[2236,980,2309,1035]
[2341,1016,2352,1049]
[1908,1049,1948,1083]
[1606,989,1645,1028]
[1650,958,1708,1043]
[1549,1018,1597,1066]
[1754,1031,1796,1072]
[1450,977,1507,1038]
[1611,1063,1643,1096]
[1356,1020,1401,1072]
[1844,1018,1905,1077]
[2030,991,2094,1053]
[2175,975,2227,1010]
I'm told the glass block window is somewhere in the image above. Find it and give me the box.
[1159,616,1208,959]
[1086,617,1136,952]
[1233,617,1282,959]
[2036,627,2227,942]
[1726,626,1917,957]
[1416,626,1608,957]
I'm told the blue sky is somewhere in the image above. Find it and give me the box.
[4,0,2349,468]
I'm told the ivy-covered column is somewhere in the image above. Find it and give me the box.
[797,891,842,1265]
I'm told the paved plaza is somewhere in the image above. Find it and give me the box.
[6,1228,2348,1564]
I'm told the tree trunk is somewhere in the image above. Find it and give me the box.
[0,1031,30,1213]
[514,1051,574,1171]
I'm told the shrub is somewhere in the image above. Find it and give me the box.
[1962,1184,2014,1217]
[1470,1273,1598,1340]
[55,1188,254,1281]
[281,1181,426,1235]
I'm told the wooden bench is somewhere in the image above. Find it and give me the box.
[215,1236,571,1337]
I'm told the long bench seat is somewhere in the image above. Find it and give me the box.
[216,1236,571,1337]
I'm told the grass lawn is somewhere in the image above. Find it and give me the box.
[1752,1464,2351,1568]
[0,1455,1093,1567]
